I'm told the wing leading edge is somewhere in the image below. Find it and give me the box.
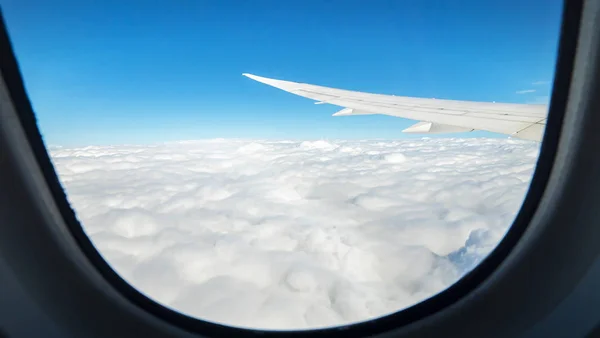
[243,73,548,142]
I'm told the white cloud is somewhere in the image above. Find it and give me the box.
[532,80,550,86]
[516,89,536,94]
[50,138,540,330]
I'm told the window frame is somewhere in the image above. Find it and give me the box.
[0,0,597,336]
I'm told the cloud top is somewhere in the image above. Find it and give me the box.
[50,138,540,330]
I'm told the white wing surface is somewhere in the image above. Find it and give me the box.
[243,73,548,141]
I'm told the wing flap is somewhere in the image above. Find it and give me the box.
[402,121,474,134]
[332,108,376,116]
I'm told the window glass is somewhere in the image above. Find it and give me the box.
[4,0,562,330]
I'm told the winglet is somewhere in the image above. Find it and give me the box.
[242,73,282,86]
[242,73,259,81]
[242,73,298,92]
[242,73,272,86]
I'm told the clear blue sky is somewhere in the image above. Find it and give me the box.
[3,0,562,146]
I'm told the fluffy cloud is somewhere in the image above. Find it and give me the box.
[49,138,540,330]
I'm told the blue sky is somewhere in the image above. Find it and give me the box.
[3,0,562,146]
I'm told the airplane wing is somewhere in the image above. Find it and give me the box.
[243,73,548,141]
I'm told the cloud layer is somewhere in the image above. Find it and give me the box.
[49,138,540,330]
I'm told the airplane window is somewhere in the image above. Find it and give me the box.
[3,0,563,331]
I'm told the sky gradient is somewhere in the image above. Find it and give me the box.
[2,0,563,146]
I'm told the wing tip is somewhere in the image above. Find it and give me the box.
[242,73,258,80]
[242,73,275,86]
